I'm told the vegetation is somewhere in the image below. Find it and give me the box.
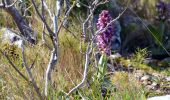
[0,0,170,99]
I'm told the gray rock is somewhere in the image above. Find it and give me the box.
[165,76,170,82]
[134,70,144,79]
[147,95,170,100]
[162,57,170,62]
[110,53,121,59]
[141,75,150,81]
[0,28,24,48]
[148,82,159,90]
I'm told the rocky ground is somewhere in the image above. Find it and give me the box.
[109,54,170,98]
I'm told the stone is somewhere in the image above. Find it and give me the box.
[0,28,23,48]
[150,82,159,90]
[143,80,148,86]
[165,76,170,82]
[162,57,170,62]
[147,95,170,100]
[141,75,150,81]
[110,53,121,59]
[134,70,144,79]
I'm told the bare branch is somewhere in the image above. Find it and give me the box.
[5,0,19,8]
[42,1,53,20]
[92,8,127,42]
[67,43,91,95]
[57,0,77,36]
[0,0,36,44]
[67,2,127,96]
[21,45,43,99]
[0,49,28,82]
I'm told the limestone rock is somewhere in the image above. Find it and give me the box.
[0,28,23,48]
[147,95,170,100]
[141,75,151,81]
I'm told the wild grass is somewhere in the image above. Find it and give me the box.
[0,0,170,99]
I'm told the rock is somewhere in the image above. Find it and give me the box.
[162,57,170,62]
[110,21,121,51]
[0,28,23,48]
[147,95,170,100]
[141,75,150,81]
[149,82,159,90]
[151,82,158,87]
[146,85,154,90]
[152,73,164,79]
[134,70,144,80]
[143,80,149,86]
[110,53,121,59]
[165,76,170,82]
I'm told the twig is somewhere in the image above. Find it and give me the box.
[67,43,91,95]
[21,45,43,99]
[0,0,19,8]
[0,49,28,82]
[92,8,127,42]
[67,2,127,96]
[64,68,84,99]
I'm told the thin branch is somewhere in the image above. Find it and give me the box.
[45,48,58,96]
[92,8,127,42]
[0,49,28,82]
[67,3,127,96]
[21,45,43,99]
[32,0,58,48]
[65,68,84,99]
[0,0,18,8]
[56,0,77,36]
[5,0,19,8]
[67,43,91,95]
[43,0,53,20]
[23,4,33,17]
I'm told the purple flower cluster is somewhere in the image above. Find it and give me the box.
[96,10,114,55]
[156,1,170,22]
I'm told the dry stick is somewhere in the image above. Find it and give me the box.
[0,49,28,82]
[21,45,43,100]
[44,0,59,96]
[23,4,33,17]
[64,69,84,99]
[31,0,56,46]
[67,1,109,95]
[44,1,77,96]
[0,0,18,8]
[67,43,91,95]
[67,7,127,96]
[90,8,127,44]
[31,0,58,96]
[42,1,53,21]
[80,0,108,54]
[56,0,77,36]
[44,17,58,96]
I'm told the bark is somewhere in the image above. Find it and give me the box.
[4,0,36,44]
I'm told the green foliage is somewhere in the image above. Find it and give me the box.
[0,0,170,99]
[111,72,146,100]
[97,54,108,80]
[131,48,148,64]
[148,23,165,47]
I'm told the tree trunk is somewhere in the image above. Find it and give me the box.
[4,0,36,44]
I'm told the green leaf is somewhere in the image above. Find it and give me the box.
[97,54,108,79]
[148,25,162,45]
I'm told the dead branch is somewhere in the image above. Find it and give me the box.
[67,1,126,96]
[21,44,43,99]
[67,43,92,95]
[0,0,36,44]
[0,49,28,82]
